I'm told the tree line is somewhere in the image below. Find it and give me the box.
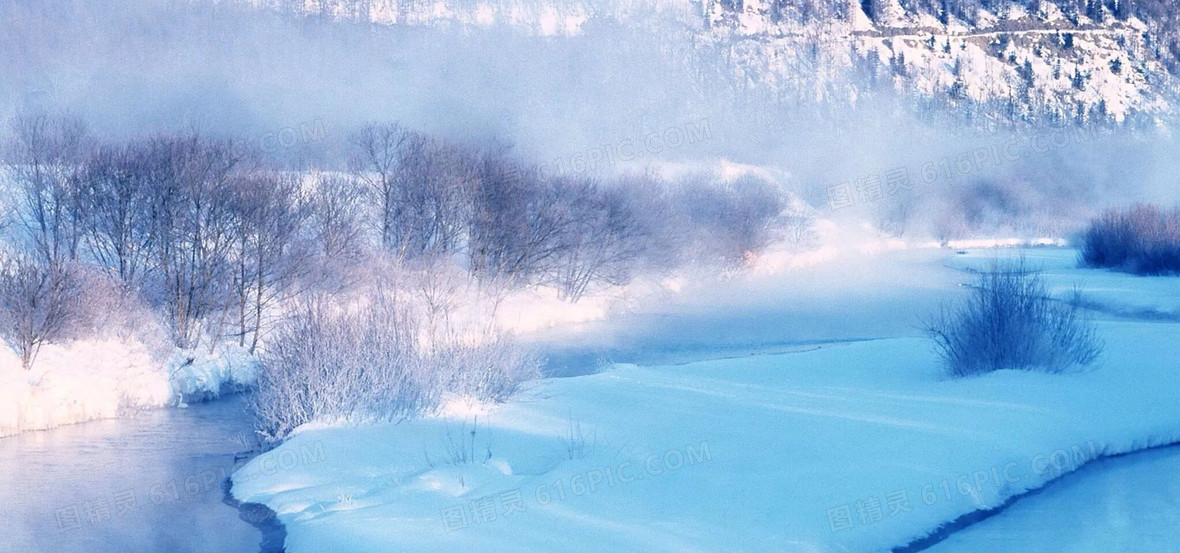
[1,113,795,369]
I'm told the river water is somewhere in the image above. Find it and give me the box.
[0,394,261,553]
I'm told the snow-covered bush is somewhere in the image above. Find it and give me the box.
[66,266,169,350]
[431,334,542,403]
[252,290,435,441]
[1081,204,1180,275]
[399,258,543,400]
[926,261,1102,377]
[252,273,542,441]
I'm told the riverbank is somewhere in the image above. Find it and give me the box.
[0,343,258,438]
[920,443,1180,553]
[221,477,287,553]
[230,248,1180,553]
[230,325,1180,553]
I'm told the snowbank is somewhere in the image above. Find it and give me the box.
[0,341,259,437]
[168,346,260,404]
[230,248,1180,553]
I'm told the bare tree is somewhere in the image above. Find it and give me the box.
[4,111,90,267]
[781,212,817,247]
[673,174,785,267]
[350,123,411,252]
[550,179,646,301]
[467,154,529,281]
[308,173,368,287]
[875,193,914,238]
[0,254,80,369]
[468,157,571,285]
[146,135,244,349]
[229,172,312,353]
[75,142,157,287]
[612,172,684,272]
[350,124,473,261]
[392,135,474,260]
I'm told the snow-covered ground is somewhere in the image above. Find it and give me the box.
[0,342,258,437]
[532,243,958,375]
[231,246,1180,553]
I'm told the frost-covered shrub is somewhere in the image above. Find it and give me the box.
[1081,204,1180,275]
[251,290,435,441]
[251,281,541,441]
[926,262,1102,377]
[66,267,169,350]
[431,335,542,403]
[399,259,542,401]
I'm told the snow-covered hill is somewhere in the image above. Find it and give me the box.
[247,0,1180,126]
[706,0,1179,125]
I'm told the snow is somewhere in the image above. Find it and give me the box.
[0,340,259,437]
[167,345,262,404]
[926,445,1180,553]
[231,247,1180,553]
[490,285,622,336]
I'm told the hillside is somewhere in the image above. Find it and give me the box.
[250,0,1180,126]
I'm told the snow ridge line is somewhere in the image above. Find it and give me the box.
[890,439,1180,553]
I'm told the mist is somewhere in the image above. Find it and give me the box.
[2,0,1177,236]
[4,3,1180,552]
